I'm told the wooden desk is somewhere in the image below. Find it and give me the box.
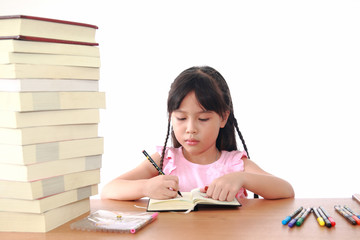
[1,198,359,239]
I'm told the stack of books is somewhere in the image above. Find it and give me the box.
[0,15,105,232]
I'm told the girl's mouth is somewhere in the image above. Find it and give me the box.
[185,139,199,146]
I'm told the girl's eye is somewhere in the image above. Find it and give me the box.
[199,118,210,122]
[176,117,186,121]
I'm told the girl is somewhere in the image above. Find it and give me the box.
[101,66,294,201]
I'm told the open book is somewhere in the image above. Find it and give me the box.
[147,188,241,212]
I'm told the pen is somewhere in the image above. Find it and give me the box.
[142,150,183,197]
[296,207,311,226]
[317,207,332,228]
[130,212,158,234]
[334,205,357,225]
[288,208,306,228]
[343,205,360,221]
[343,206,360,225]
[282,206,303,225]
[312,207,325,226]
[319,206,336,227]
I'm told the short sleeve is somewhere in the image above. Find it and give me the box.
[156,146,177,175]
[206,150,246,179]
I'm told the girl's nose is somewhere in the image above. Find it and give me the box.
[186,120,197,134]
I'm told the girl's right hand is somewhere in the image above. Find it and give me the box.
[143,175,180,199]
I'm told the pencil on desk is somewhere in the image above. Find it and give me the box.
[142,150,183,197]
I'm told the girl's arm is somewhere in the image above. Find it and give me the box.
[205,158,295,201]
[242,158,295,199]
[100,153,180,200]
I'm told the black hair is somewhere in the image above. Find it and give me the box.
[160,66,250,169]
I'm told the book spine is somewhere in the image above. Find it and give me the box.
[0,15,98,29]
[0,36,99,46]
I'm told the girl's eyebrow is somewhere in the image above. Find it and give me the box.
[174,109,213,114]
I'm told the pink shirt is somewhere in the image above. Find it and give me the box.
[156,146,248,199]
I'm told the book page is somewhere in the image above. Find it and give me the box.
[149,192,193,204]
[191,188,240,206]
[147,192,195,211]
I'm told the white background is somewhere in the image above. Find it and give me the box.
[1,0,359,198]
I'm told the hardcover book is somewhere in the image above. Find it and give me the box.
[147,188,241,212]
[0,38,100,55]
[0,15,98,45]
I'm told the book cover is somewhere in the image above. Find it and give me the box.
[0,35,99,46]
[0,15,98,29]
[0,15,98,45]
[0,169,100,200]
[0,38,100,56]
[147,188,241,212]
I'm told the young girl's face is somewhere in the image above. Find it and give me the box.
[171,91,229,159]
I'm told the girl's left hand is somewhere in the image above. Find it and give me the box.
[201,172,244,202]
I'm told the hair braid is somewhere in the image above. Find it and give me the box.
[160,117,171,171]
[233,117,250,159]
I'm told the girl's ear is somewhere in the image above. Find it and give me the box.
[220,111,230,128]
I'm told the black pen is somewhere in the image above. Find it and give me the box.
[142,150,183,197]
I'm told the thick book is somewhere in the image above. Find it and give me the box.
[0,52,100,67]
[0,38,100,56]
[0,124,98,145]
[0,64,99,79]
[0,198,90,232]
[0,92,105,111]
[0,78,99,92]
[0,184,97,213]
[0,35,98,46]
[0,109,100,128]
[0,15,98,45]
[0,155,101,181]
[0,169,100,200]
[147,188,241,212]
[0,79,99,92]
[0,137,104,165]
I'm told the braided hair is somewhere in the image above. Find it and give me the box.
[160,66,250,170]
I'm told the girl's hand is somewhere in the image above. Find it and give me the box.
[203,172,244,202]
[143,175,180,200]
